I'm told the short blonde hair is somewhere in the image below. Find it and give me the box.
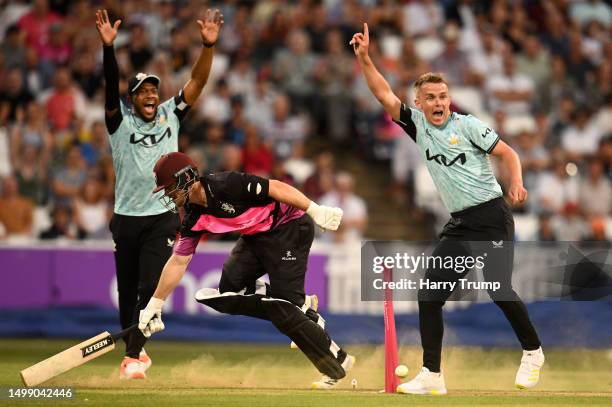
[413,72,449,92]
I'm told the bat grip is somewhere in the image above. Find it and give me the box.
[111,323,139,342]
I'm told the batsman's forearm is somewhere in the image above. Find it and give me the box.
[358,54,393,103]
[268,180,311,211]
[152,254,192,300]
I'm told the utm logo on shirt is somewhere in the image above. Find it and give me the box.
[130,127,172,148]
[426,149,467,167]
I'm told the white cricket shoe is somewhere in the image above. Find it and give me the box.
[139,349,152,371]
[311,354,356,390]
[515,347,545,389]
[396,367,447,395]
[119,357,146,379]
[291,294,319,349]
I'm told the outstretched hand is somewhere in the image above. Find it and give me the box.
[198,9,224,47]
[350,23,369,58]
[95,9,121,46]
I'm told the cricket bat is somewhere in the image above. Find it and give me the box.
[20,324,138,387]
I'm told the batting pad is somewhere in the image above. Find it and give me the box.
[195,287,269,321]
[261,298,346,380]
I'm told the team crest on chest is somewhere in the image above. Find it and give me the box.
[449,134,459,145]
[220,202,236,214]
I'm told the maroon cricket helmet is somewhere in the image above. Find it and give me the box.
[152,152,198,193]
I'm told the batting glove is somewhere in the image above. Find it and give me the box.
[306,202,343,231]
[138,297,165,338]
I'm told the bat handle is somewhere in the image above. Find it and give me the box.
[111,323,139,342]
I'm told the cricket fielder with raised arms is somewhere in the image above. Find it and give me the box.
[138,152,355,389]
[96,8,222,379]
[351,23,543,394]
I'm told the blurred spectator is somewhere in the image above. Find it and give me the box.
[9,101,52,155]
[128,23,153,72]
[1,24,26,69]
[262,93,308,160]
[319,172,367,243]
[470,27,504,80]
[0,176,33,239]
[51,144,86,206]
[569,0,611,28]
[39,204,81,240]
[23,46,43,94]
[39,22,72,67]
[554,203,587,241]
[200,78,232,124]
[584,216,609,242]
[541,56,578,114]
[227,54,255,98]
[42,66,85,130]
[579,159,611,217]
[244,70,276,129]
[515,35,550,93]
[402,0,444,37]
[14,144,48,206]
[225,95,247,145]
[486,49,535,117]
[561,108,602,160]
[397,37,430,84]
[303,150,335,202]
[242,124,273,177]
[18,0,63,54]
[430,23,478,86]
[0,67,33,125]
[71,50,103,99]
[221,144,243,172]
[536,212,557,241]
[317,29,353,142]
[565,31,594,87]
[200,123,226,173]
[78,121,110,167]
[273,29,318,112]
[592,94,612,136]
[535,159,579,214]
[73,178,110,239]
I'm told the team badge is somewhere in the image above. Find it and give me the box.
[221,202,236,214]
[449,134,459,145]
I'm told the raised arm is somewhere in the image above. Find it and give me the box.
[182,9,224,106]
[351,23,401,121]
[95,9,122,132]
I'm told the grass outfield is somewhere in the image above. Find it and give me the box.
[1,339,611,406]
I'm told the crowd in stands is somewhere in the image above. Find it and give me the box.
[0,0,610,243]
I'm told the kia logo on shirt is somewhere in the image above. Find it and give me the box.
[130,128,171,147]
[426,149,467,167]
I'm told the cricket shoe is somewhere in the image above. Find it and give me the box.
[311,353,356,390]
[139,349,152,371]
[396,367,447,395]
[515,347,544,389]
[119,357,146,379]
[291,294,319,349]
